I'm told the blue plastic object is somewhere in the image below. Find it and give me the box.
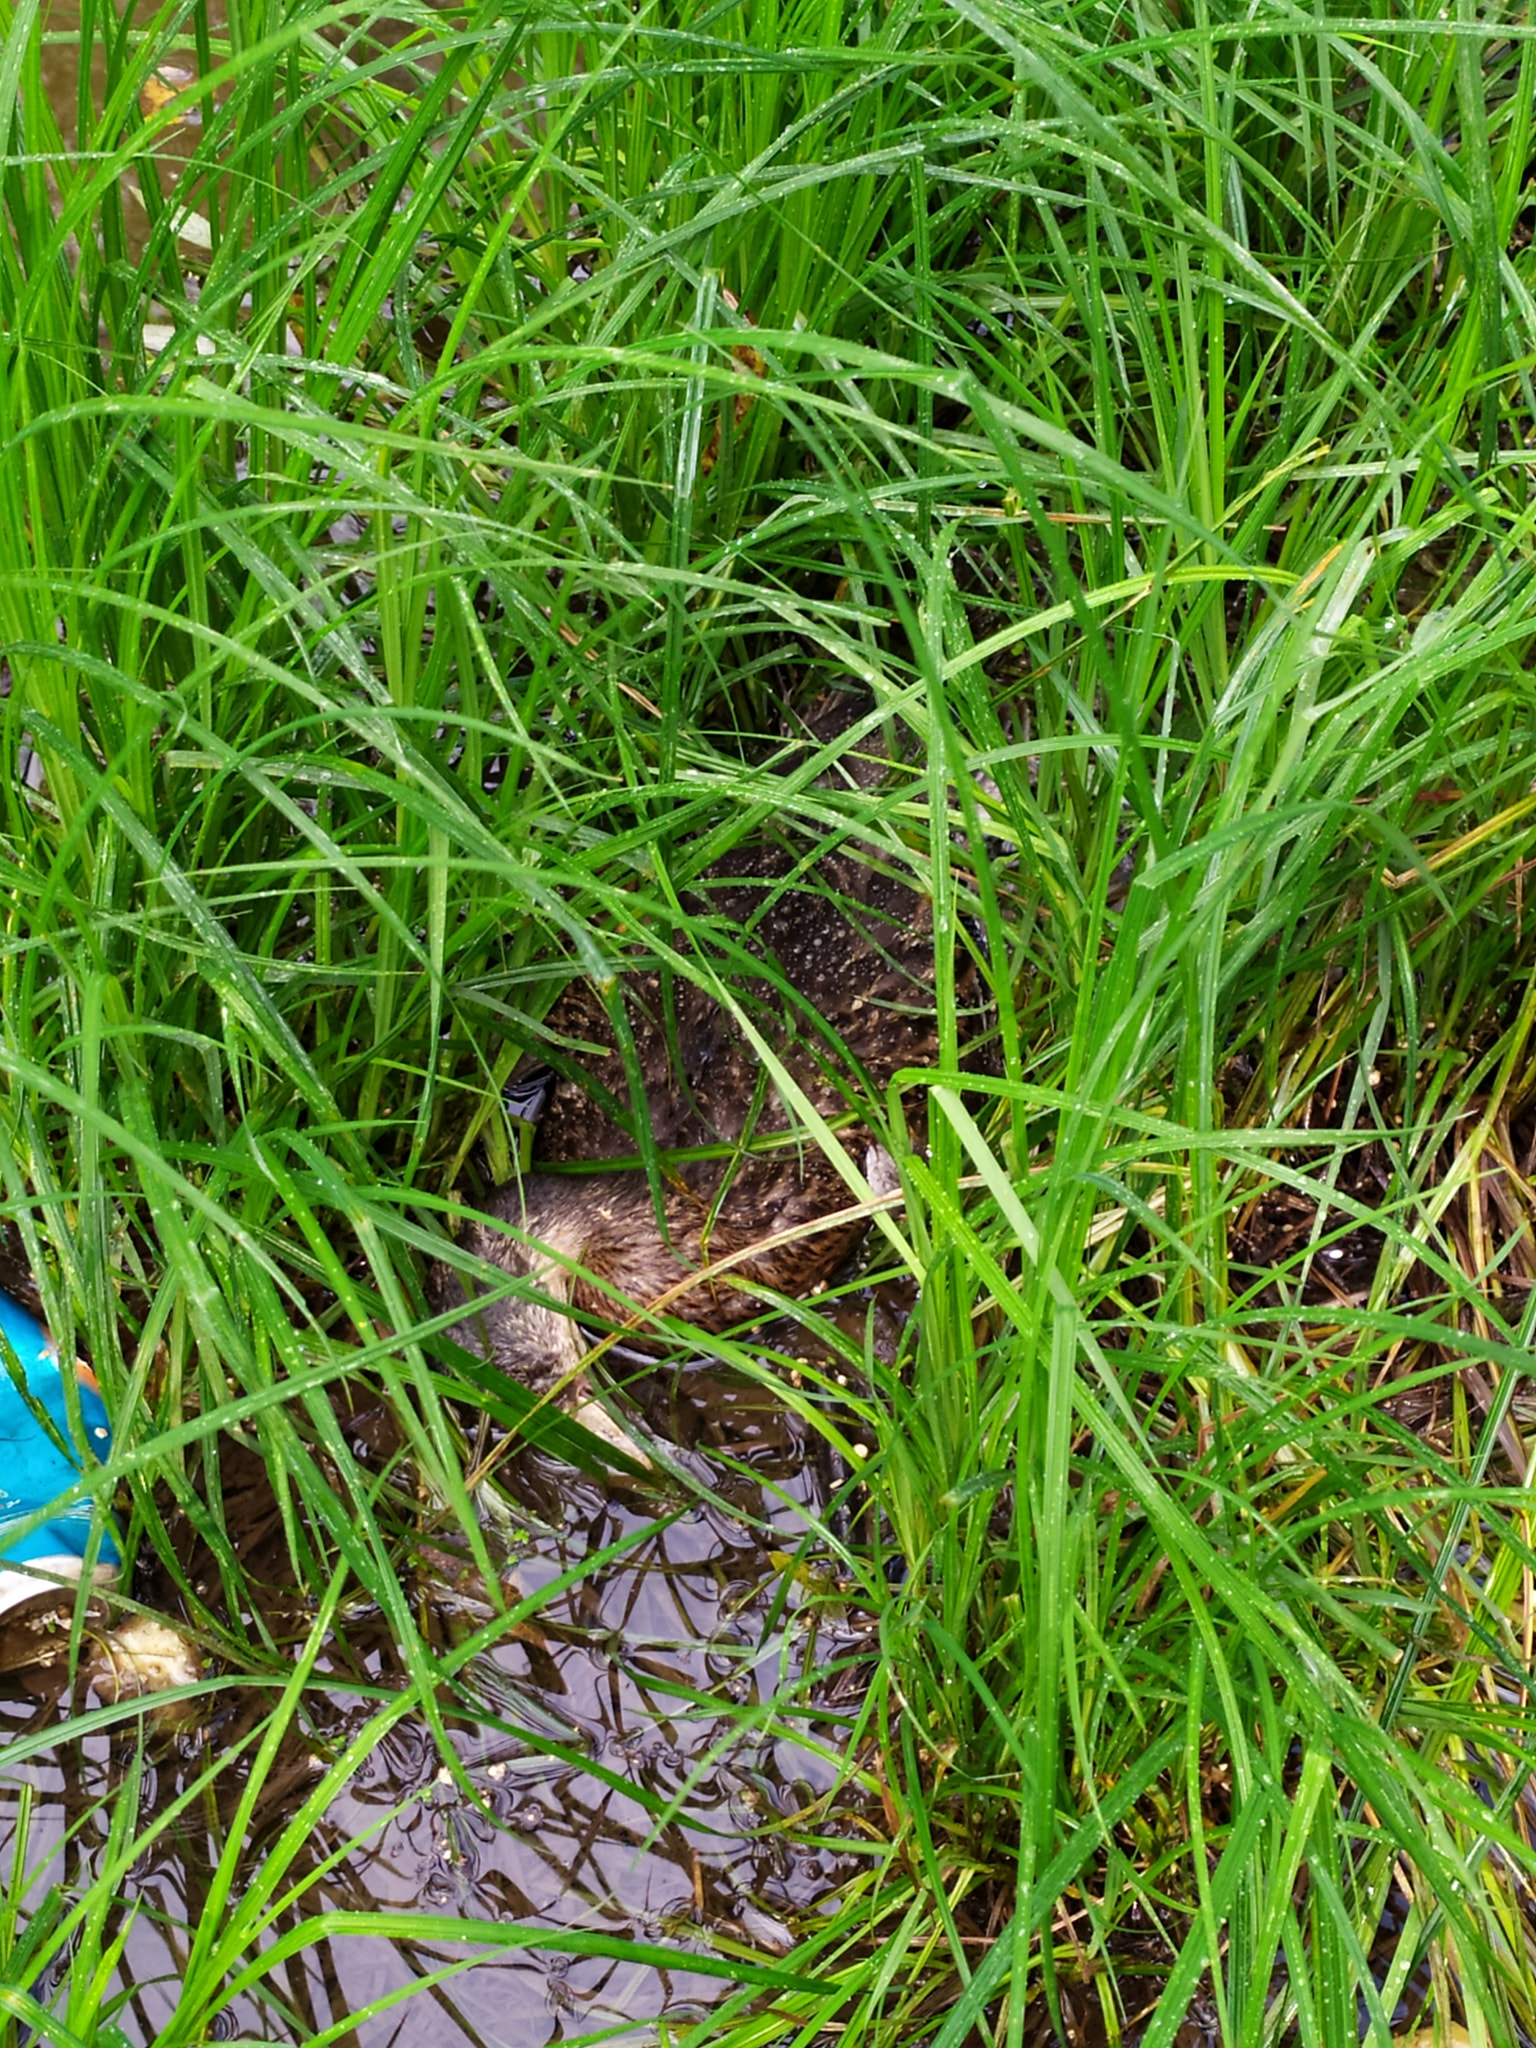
[0,1290,121,1616]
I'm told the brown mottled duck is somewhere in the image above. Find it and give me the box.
[431,834,984,1458]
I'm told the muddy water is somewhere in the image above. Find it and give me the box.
[0,1358,868,2044]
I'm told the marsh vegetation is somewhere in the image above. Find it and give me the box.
[4,0,1536,2039]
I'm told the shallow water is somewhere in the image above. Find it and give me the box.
[0,1359,868,2046]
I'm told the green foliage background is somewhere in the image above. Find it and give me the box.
[3,0,1536,2038]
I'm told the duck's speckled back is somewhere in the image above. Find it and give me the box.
[536,841,968,1167]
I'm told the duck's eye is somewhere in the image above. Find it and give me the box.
[504,1070,555,1123]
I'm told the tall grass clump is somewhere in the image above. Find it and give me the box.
[4,0,1536,2038]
